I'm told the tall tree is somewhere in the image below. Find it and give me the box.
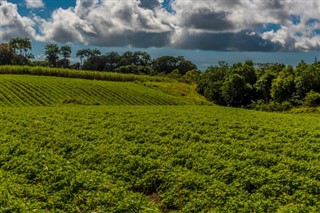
[153,56,197,75]
[8,37,32,65]
[60,45,72,68]
[133,51,151,66]
[9,37,20,55]
[270,66,296,103]
[152,56,179,74]
[76,49,87,66]
[45,44,60,67]
[21,38,32,58]
[105,51,120,71]
[76,48,101,68]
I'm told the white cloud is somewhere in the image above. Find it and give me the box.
[25,0,44,9]
[35,0,172,47]
[3,0,320,51]
[0,0,36,41]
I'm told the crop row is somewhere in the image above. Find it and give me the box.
[1,105,320,212]
[0,75,192,107]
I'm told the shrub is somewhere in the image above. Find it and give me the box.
[303,90,320,107]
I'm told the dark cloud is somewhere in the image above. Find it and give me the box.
[173,30,283,51]
[261,0,289,23]
[139,0,160,9]
[184,10,234,31]
[50,27,81,43]
[87,30,171,48]
[117,5,133,23]
[263,0,285,10]
[219,0,242,7]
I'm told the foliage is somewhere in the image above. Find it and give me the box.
[45,44,60,67]
[230,60,257,85]
[2,37,198,79]
[221,74,253,107]
[152,56,196,75]
[303,90,320,107]
[1,106,320,211]
[295,63,320,98]
[0,38,33,66]
[196,62,229,105]
[198,61,320,111]
[181,69,201,84]
[270,66,296,103]
[60,45,72,68]
[114,65,154,75]
[0,43,13,65]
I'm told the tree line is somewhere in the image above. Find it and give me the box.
[197,60,320,110]
[0,37,199,78]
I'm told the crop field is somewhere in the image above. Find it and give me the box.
[0,66,172,83]
[1,105,320,212]
[0,75,192,106]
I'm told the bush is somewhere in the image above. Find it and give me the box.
[303,90,320,107]
[250,100,292,111]
[114,65,154,75]
[181,69,201,84]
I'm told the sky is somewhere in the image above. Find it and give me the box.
[1,0,320,70]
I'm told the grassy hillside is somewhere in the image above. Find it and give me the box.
[1,105,320,212]
[144,82,211,105]
[0,75,194,106]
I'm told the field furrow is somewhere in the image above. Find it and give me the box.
[0,75,194,106]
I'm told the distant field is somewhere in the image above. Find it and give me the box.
[0,65,172,82]
[0,75,194,106]
[1,105,320,212]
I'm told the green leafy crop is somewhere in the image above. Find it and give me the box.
[1,106,320,212]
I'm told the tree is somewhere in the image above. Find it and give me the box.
[133,51,151,66]
[152,56,179,74]
[0,43,14,65]
[221,74,252,107]
[21,38,32,58]
[8,37,32,65]
[105,51,120,71]
[177,59,197,75]
[270,66,296,103]
[76,49,87,66]
[119,51,135,66]
[45,44,60,67]
[230,60,257,85]
[76,48,100,68]
[152,56,197,75]
[80,49,103,70]
[197,63,229,105]
[60,45,72,68]
[254,71,277,103]
[303,90,320,107]
[114,65,154,75]
[295,63,320,99]
[9,38,19,55]
[182,69,201,84]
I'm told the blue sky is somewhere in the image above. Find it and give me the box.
[1,0,320,70]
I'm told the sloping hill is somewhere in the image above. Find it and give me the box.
[0,75,194,106]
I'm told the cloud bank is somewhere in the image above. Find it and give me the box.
[2,0,320,51]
